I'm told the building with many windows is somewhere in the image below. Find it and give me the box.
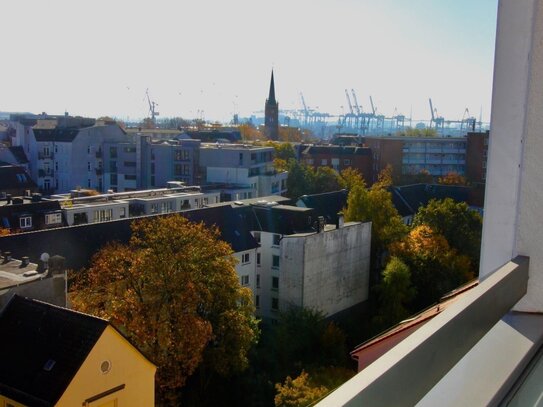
[199,143,287,199]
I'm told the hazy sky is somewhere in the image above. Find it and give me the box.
[1,0,498,123]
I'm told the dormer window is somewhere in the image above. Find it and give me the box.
[19,216,32,229]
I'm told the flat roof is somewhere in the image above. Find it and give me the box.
[0,258,41,289]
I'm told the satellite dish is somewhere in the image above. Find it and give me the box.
[40,253,50,263]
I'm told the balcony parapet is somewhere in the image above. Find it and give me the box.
[317,256,529,407]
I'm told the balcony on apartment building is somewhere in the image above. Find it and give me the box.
[317,2,543,405]
[38,169,54,178]
[37,152,54,160]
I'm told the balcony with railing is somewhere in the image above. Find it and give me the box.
[38,169,54,178]
[38,152,54,160]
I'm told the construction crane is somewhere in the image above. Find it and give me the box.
[146,89,159,125]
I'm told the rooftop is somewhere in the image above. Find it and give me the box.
[0,295,108,407]
[0,255,41,290]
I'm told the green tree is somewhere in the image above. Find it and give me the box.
[270,142,297,161]
[413,198,482,272]
[339,167,366,191]
[274,308,348,376]
[314,166,342,194]
[391,225,473,308]
[70,215,259,405]
[286,160,316,199]
[374,257,416,329]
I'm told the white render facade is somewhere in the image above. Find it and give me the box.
[199,143,287,198]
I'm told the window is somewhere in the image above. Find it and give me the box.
[124,161,136,167]
[88,162,91,171]
[110,173,118,185]
[151,162,155,174]
[87,145,91,154]
[120,207,126,218]
[272,255,280,269]
[73,212,88,225]
[273,234,281,246]
[255,295,260,308]
[45,212,62,225]
[242,253,250,263]
[272,276,279,290]
[272,297,279,311]
[256,274,260,288]
[124,146,136,153]
[110,160,117,172]
[241,275,249,286]
[125,174,136,180]
[87,179,91,188]
[239,152,244,165]
[321,159,328,165]
[93,209,113,223]
[43,146,50,157]
[257,253,261,266]
[344,159,351,165]
[19,216,32,229]
[306,158,314,165]
[44,179,50,190]
[109,147,117,158]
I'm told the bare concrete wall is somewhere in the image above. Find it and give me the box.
[281,222,371,316]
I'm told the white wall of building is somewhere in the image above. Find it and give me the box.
[480,0,543,312]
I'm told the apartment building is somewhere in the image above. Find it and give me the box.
[8,115,129,194]
[300,145,373,183]
[199,143,287,199]
[363,132,488,182]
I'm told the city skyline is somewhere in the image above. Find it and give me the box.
[1,0,498,124]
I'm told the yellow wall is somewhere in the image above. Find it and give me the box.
[0,396,26,407]
[56,326,156,407]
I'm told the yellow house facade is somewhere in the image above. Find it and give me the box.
[0,295,156,407]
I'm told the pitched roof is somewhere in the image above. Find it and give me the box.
[0,165,36,192]
[296,189,348,224]
[390,184,472,216]
[33,128,80,142]
[0,295,108,407]
[8,147,29,164]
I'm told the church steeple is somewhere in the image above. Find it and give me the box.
[265,69,279,141]
[268,70,276,105]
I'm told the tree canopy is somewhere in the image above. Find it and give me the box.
[413,198,482,272]
[390,225,473,308]
[374,257,416,329]
[70,215,259,403]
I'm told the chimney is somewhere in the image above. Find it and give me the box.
[4,251,12,262]
[21,256,30,267]
[336,213,345,229]
[6,194,11,204]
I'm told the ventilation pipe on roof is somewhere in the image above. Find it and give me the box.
[21,256,30,267]
[4,252,11,262]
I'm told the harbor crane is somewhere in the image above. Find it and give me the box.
[428,98,444,131]
[146,89,159,125]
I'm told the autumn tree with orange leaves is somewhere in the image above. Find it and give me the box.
[390,225,473,309]
[70,215,259,405]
